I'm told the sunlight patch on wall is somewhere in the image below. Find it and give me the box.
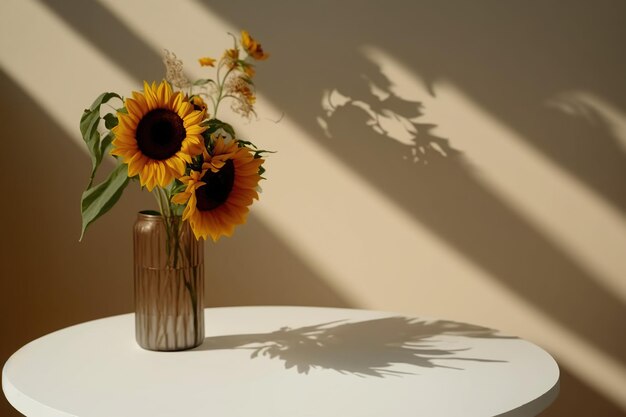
[0,0,135,151]
[359,45,626,409]
[361,46,626,305]
[96,0,234,67]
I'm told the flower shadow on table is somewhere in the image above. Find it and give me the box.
[195,317,511,377]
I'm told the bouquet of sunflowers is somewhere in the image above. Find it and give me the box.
[79,30,270,242]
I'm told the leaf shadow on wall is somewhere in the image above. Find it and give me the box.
[202,0,626,368]
[196,316,509,376]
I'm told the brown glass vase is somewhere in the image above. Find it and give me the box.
[133,210,204,351]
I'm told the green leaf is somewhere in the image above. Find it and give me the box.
[103,113,118,130]
[206,118,236,137]
[171,204,185,217]
[193,78,212,86]
[89,92,121,111]
[80,108,101,185]
[100,131,115,158]
[168,179,187,196]
[254,149,276,156]
[80,92,121,187]
[79,163,130,241]
[236,139,257,149]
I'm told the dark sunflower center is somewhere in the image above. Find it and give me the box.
[196,160,235,211]
[136,109,186,160]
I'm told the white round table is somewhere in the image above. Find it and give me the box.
[2,306,559,417]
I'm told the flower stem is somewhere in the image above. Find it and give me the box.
[213,61,236,118]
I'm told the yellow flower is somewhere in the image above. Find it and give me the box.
[111,80,207,191]
[198,57,216,67]
[171,138,263,241]
[241,30,269,61]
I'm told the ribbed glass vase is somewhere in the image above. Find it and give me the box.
[133,210,204,351]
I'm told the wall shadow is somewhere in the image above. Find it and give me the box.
[0,69,139,417]
[206,216,351,308]
[196,316,508,376]
[547,367,626,417]
[200,0,626,367]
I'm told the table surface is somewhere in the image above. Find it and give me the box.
[2,306,559,417]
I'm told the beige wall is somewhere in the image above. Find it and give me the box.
[1,1,625,416]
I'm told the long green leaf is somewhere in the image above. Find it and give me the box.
[100,131,115,158]
[89,92,121,111]
[79,163,129,241]
[193,78,212,86]
[79,92,121,187]
[80,109,101,185]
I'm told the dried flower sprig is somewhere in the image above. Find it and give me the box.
[194,30,269,119]
[163,49,191,89]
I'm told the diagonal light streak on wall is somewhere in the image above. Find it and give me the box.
[0,0,136,151]
[362,46,626,304]
[359,46,626,408]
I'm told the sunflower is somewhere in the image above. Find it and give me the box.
[172,137,264,241]
[111,80,207,191]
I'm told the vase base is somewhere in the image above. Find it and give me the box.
[135,313,204,352]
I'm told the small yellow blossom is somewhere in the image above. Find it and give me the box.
[198,57,216,67]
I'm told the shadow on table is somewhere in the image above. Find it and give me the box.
[194,317,511,377]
